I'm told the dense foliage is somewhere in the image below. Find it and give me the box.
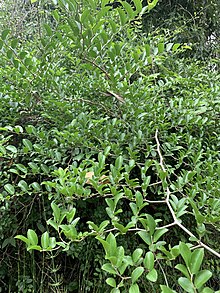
[0,0,219,292]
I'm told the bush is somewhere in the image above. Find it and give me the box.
[0,0,219,292]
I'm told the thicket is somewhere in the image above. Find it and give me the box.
[0,0,219,292]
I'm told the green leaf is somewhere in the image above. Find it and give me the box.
[153,228,168,242]
[96,236,110,256]
[15,235,30,245]
[132,248,143,263]
[122,1,135,18]
[31,0,38,3]
[158,42,165,53]
[102,263,117,274]
[146,215,156,236]
[44,24,53,36]
[28,162,39,173]
[106,278,116,288]
[106,233,117,256]
[41,231,50,249]
[51,201,60,222]
[133,0,142,13]
[129,283,140,293]
[172,43,181,52]
[118,8,127,26]
[31,182,41,191]
[47,219,59,231]
[178,277,194,293]
[4,184,15,195]
[111,289,120,293]
[175,264,190,279]
[11,39,18,48]
[108,19,117,33]
[179,242,191,268]
[22,139,33,151]
[27,245,42,251]
[160,285,177,293]
[18,180,29,192]
[143,251,154,270]
[27,229,38,246]
[201,288,214,293]
[49,237,57,249]
[189,248,204,274]
[113,222,128,233]
[138,231,151,245]
[52,10,60,22]
[115,155,123,169]
[194,270,212,289]
[1,29,10,40]
[16,164,27,174]
[6,145,17,153]
[66,208,76,223]
[135,191,143,208]
[147,0,159,11]
[131,266,144,283]
[146,268,158,282]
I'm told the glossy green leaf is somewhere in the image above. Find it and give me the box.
[160,285,177,293]
[51,201,60,222]
[15,235,30,245]
[16,164,27,174]
[175,264,190,279]
[132,248,143,263]
[129,283,140,293]
[18,180,29,192]
[122,1,135,18]
[158,42,164,53]
[4,184,15,195]
[194,270,212,289]
[189,248,204,274]
[44,24,53,36]
[147,215,156,236]
[31,182,41,191]
[133,0,142,13]
[118,8,127,26]
[131,267,144,283]
[138,231,151,245]
[27,229,38,246]
[172,43,181,52]
[143,251,154,270]
[179,242,191,268]
[1,29,10,40]
[6,145,17,153]
[102,263,117,274]
[27,245,42,251]
[153,228,168,242]
[178,277,194,293]
[52,9,59,22]
[201,287,214,293]
[11,39,18,48]
[106,233,117,256]
[22,139,33,151]
[106,277,116,288]
[41,231,50,249]
[146,268,158,282]
[110,289,120,293]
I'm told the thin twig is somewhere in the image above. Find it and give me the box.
[82,56,110,80]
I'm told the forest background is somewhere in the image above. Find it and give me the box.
[0,0,219,292]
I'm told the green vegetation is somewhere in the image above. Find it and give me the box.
[0,0,219,292]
